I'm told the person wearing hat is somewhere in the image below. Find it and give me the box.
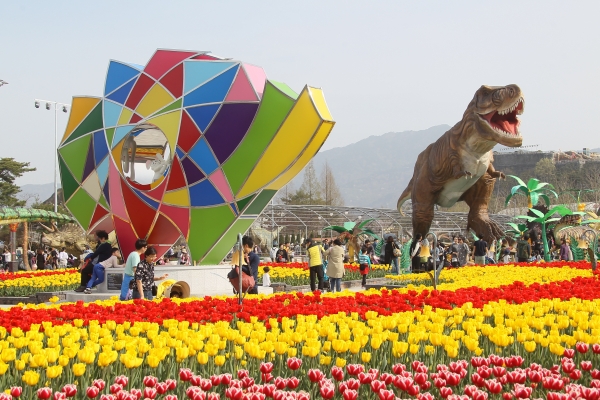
[179,248,190,265]
[304,238,326,291]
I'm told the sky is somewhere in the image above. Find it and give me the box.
[1,1,599,186]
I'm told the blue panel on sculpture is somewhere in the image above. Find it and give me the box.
[106,77,137,105]
[103,100,122,128]
[93,130,109,166]
[183,66,238,107]
[188,138,219,175]
[133,188,160,210]
[189,179,225,207]
[125,63,145,71]
[183,61,237,94]
[185,105,220,132]
[175,146,185,159]
[112,125,135,148]
[105,61,141,95]
[97,157,109,188]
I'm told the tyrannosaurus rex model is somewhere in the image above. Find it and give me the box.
[397,84,524,242]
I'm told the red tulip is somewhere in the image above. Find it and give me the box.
[210,375,222,387]
[511,384,532,399]
[593,344,600,354]
[0,394,10,400]
[576,342,589,353]
[380,373,394,385]
[308,368,325,383]
[346,378,360,391]
[261,384,275,397]
[342,389,358,400]
[377,389,395,400]
[130,389,142,399]
[165,379,177,391]
[471,389,489,400]
[10,387,23,398]
[99,395,115,400]
[190,375,202,386]
[527,369,542,383]
[414,372,428,386]
[406,384,420,396]
[165,395,179,400]
[358,371,373,385]
[179,368,193,382]
[247,393,265,400]
[370,380,386,393]
[37,388,52,400]
[435,377,448,388]
[274,377,287,390]
[346,364,364,376]
[419,381,431,391]
[506,370,526,384]
[392,363,406,375]
[296,392,310,400]
[471,357,489,367]
[237,370,249,379]
[411,360,423,371]
[259,362,273,374]
[592,379,600,389]
[484,379,502,394]
[563,348,575,358]
[287,376,299,389]
[109,384,122,395]
[569,369,582,380]
[220,374,232,385]
[286,357,302,370]
[392,376,412,391]
[241,377,255,388]
[114,376,128,387]
[200,379,213,391]
[492,366,506,377]
[502,393,514,400]
[86,386,100,399]
[440,387,453,398]
[476,366,491,379]
[154,383,168,395]
[143,387,157,399]
[562,361,576,373]
[331,366,344,381]
[319,384,335,399]
[547,392,568,400]
[53,392,67,400]
[489,354,504,366]
[505,355,523,368]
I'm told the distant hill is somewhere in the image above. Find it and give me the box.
[18,183,57,206]
[293,125,452,208]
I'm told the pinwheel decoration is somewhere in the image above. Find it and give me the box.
[58,49,334,264]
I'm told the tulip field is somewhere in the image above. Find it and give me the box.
[258,263,392,286]
[1,262,600,399]
[0,269,80,297]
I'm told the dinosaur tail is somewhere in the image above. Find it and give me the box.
[397,178,413,216]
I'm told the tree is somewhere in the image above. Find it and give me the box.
[0,158,36,206]
[534,158,556,184]
[321,162,344,206]
[299,161,324,205]
[505,176,558,209]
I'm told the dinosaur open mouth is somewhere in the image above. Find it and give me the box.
[480,97,524,136]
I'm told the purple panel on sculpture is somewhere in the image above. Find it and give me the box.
[103,179,110,205]
[204,103,259,163]
[180,157,205,184]
[82,139,96,181]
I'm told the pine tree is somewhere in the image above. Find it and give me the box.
[0,158,36,206]
[321,162,344,206]
[299,161,324,205]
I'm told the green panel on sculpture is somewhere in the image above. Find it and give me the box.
[66,188,97,230]
[58,135,92,182]
[235,195,255,213]
[270,80,299,100]
[105,127,115,148]
[152,98,182,117]
[202,218,254,265]
[243,189,277,215]
[58,156,80,202]
[63,103,103,145]
[223,82,296,193]
[189,205,236,263]
[98,193,109,209]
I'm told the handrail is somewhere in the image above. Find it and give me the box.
[237,233,244,305]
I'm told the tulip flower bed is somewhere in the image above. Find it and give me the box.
[0,269,80,297]
[258,263,391,287]
[1,261,600,399]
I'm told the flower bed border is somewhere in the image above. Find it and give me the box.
[0,291,68,305]
[282,278,389,293]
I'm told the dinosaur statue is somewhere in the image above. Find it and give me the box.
[397,84,524,242]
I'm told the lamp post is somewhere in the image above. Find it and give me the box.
[0,80,8,87]
[34,99,70,213]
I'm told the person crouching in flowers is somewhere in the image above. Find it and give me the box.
[358,245,371,288]
[132,247,168,300]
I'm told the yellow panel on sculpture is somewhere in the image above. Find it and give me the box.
[237,87,322,198]
[267,121,335,190]
[135,84,175,117]
[117,108,134,125]
[61,97,101,144]
[310,87,334,122]
[163,188,190,206]
[146,110,181,152]
[111,140,125,174]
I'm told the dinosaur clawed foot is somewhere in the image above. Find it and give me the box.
[468,214,504,242]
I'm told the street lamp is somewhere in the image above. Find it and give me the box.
[34,99,70,213]
[0,80,8,87]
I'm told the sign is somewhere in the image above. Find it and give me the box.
[106,273,123,291]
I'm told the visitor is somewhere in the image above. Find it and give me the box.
[326,238,345,293]
[269,245,277,262]
[179,248,190,265]
[371,238,380,264]
[50,247,59,269]
[242,236,260,294]
[58,247,69,269]
[276,244,288,263]
[485,242,496,264]
[323,238,330,251]
[285,243,292,262]
[472,233,488,265]
[289,245,295,263]
[119,239,147,301]
[76,230,112,292]
[457,237,470,266]
[531,250,542,262]
[2,249,10,271]
[304,238,326,291]
[358,246,371,288]
[410,234,423,272]
[84,247,123,294]
[35,248,45,270]
[132,247,168,300]
[384,236,400,274]
[560,239,570,261]
[262,266,271,287]
[365,240,374,262]
[82,245,92,256]
[516,233,532,263]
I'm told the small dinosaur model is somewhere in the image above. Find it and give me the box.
[397,84,524,242]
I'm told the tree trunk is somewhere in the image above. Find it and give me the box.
[542,222,551,262]
[23,222,30,270]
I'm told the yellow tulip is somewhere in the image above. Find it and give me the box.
[46,365,63,379]
[197,352,209,365]
[72,363,86,377]
[215,355,226,366]
[361,352,371,363]
[335,357,347,368]
[22,370,40,386]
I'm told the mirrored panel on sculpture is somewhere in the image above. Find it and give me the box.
[121,123,171,185]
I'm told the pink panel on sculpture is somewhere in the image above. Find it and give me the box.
[113,217,138,257]
[144,50,197,80]
[93,215,115,234]
[225,68,259,102]
[109,163,128,220]
[209,169,234,203]
[158,203,190,238]
[242,64,267,97]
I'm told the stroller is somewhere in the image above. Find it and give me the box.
[322,261,331,291]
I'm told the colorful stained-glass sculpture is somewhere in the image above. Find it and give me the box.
[58,49,335,264]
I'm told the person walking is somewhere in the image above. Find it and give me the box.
[119,239,148,301]
[472,233,488,265]
[242,236,260,294]
[326,238,345,292]
[516,233,532,263]
[560,239,570,261]
[358,246,371,287]
[384,236,400,274]
[305,238,326,291]
[132,247,168,300]
[457,237,470,266]
[58,247,69,269]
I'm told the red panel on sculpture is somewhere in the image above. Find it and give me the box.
[125,74,155,110]
[158,203,190,237]
[144,50,196,80]
[159,63,184,98]
[121,180,156,238]
[147,213,181,246]
[113,216,138,257]
[177,110,202,152]
[89,204,109,228]
[166,157,187,191]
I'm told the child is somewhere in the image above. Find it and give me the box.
[262,266,271,287]
[84,247,124,294]
[358,246,371,288]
